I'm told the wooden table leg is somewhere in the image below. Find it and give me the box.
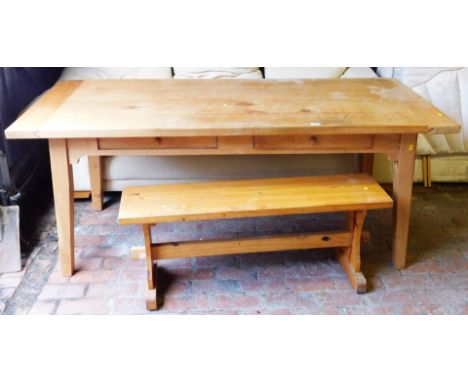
[360,153,374,175]
[392,134,417,269]
[88,156,103,211]
[422,155,428,187]
[427,155,432,187]
[49,139,75,277]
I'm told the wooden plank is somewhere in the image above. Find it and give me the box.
[360,154,374,175]
[88,156,103,211]
[68,138,99,164]
[217,136,254,152]
[67,134,402,158]
[151,231,353,260]
[146,263,158,311]
[422,155,428,187]
[336,248,367,293]
[343,211,355,263]
[98,137,217,150]
[427,155,432,187]
[73,191,91,199]
[349,210,367,271]
[254,135,372,150]
[118,174,393,225]
[143,224,158,311]
[5,81,82,139]
[131,231,370,259]
[392,134,417,269]
[5,79,459,139]
[49,139,75,276]
[146,287,158,311]
[143,225,155,290]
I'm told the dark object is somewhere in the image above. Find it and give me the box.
[0,67,63,206]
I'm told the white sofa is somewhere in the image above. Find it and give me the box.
[374,67,468,183]
[62,67,379,191]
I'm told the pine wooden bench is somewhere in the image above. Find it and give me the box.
[118,174,393,310]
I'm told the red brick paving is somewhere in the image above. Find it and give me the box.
[56,298,110,315]
[29,301,57,315]
[1,185,467,314]
[38,284,86,300]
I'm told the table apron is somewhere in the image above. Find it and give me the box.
[65,134,402,164]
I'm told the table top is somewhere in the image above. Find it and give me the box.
[5,78,460,139]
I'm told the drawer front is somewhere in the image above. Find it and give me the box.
[98,137,218,150]
[254,135,373,150]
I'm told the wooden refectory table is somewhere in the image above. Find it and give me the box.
[5,78,460,277]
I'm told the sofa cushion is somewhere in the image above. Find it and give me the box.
[173,67,262,79]
[340,67,377,78]
[378,67,467,155]
[60,67,172,80]
[375,67,468,183]
[376,67,463,88]
[264,67,347,79]
[412,68,468,155]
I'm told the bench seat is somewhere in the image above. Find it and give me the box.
[118,174,393,310]
[118,174,393,224]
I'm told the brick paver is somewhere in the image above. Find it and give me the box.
[0,185,467,314]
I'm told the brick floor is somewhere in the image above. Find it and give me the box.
[0,185,467,315]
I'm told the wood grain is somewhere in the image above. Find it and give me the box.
[392,134,417,269]
[49,139,75,276]
[67,134,403,160]
[6,81,81,139]
[73,191,91,199]
[143,224,155,290]
[119,174,393,225]
[98,136,218,150]
[151,231,352,260]
[336,248,367,293]
[131,230,370,261]
[349,210,367,271]
[88,156,103,210]
[360,154,374,175]
[6,79,459,139]
[254,135,372,150]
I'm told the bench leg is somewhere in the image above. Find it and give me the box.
[336,210,367,293]
[146,264,158,311]
[143,224,158,310]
